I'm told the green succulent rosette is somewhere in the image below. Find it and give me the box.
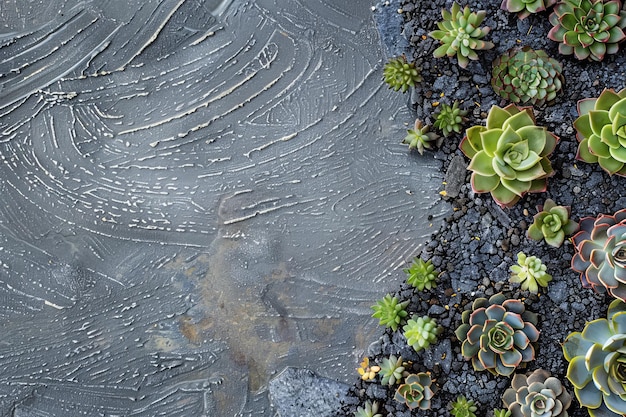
[460,104,558,208]
[502,369,572,417]
[455,293,540,376]
[383,56,422,93]
[563,300,626,417]
[394,373,435,410]
[403,120,441,155]
[527,199,579,247]
[501,0,558,19]
[548,0,626,61]
[574,88,626,176]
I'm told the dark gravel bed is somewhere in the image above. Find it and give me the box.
[342,0,626,416]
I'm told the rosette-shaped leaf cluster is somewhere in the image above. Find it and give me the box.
[548,0,626,61]
[502,369,572,417]
[571,209,626,301]
[574,88,626,176]
[510,252,553,294]
[434,100,468,137]
[495,409,513,417]
[403,315,442,352]
[354,400,382,417]
[455,293,540,376]
[450,395,478,417]
[460,104,559,208]
[403,119,441,155]
[371,294,409,331]
[429,2,494,68]
[528,198,579,247]
[379,354,406,386]
[501,0,558,19]
[383,56,423,93]
[563,299,626,417]
[394,373,435,410]
[404,257,438,290]
[491,47,564,107]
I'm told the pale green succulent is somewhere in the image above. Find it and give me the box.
[563,299,626,417]
[404,257,438,291]
[460,104,558,208]
[574,88,626,176]
[371,294,409,332]
[394,372,435,410]
[434,100,468,137]
[494,409,512,417]
[379,354,406,386]
[450,395,478,417]
[383,56,422,93]
[354,400,382,417]
[501,0,558,19]
[502,369,572,417]
[429,2,494,68]
[403,315,441,353]
[403,119,441,155]
[527,199,579,248]
[510,252,553,294]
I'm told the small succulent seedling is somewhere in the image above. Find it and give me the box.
[434,100,468,137]
[574,88,626,176]
[356,357,380,381]
[403,119,441,155]
[450,395,478,417]
[404,257,438,290]
[429,2,494,68]
[378,354,406,386]
[494,409,512,417]
[491,46,564,106]
[455,293,539,376]
[354,400,382,417]
[527,198,578,247]
[371,294,409,331]
[510,252,553,294]
[500,0,557,19]
[403,315,441,352]
[548,0,626,61]
[394,372,435,410]
[502,369,571,417]
[460,104,558,208]
[383,56,423,93]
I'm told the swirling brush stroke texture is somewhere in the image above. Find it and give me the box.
[0,0,446,414]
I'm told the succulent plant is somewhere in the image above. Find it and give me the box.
[501,0,558,19]
[547,0,626,61]
[403,119,442,155]
[450,395,478,417]
[527,198,579,247]
[357,357,381,381]
[460,104,559,208]
[502,369,572,417]
[491,46,564,107]
[394,372,435,410]
[563,299,626,416]
[429,2,494,68]
[379,354,406,386]
[383,56,423,93]
[455,293,540,376]
[510,252,553,294]
[574,87,626,176]
[494,409,513,417]
[371,294,409,331]
[571,209,626,301]
[354,400,382,417]
[404,257,438,290]
[434,100,468,137]
[403,315,442,352]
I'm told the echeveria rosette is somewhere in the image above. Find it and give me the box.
[502,369,572,417]
[547,0,626,61]
[429,2,494,68]
[563,299,626,417]
[510,252,553,294]
[528,199,579,247]
[403,119,441,155]
[574,88,626,176]
[434,100,468,137]
[383,56,423,93]
[460,104,559,208]
[403,315,442,352]
[455,293,540,376]
[394,373,435,410]
[491,47,564,106]
[571,209,626,301]
[501,0,558,19]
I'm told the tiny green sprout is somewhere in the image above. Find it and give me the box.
[371,294,409,331]
[404,257,438,291]
[403,315,442,352]
[354,400,382,417]
[433,100,468,137]
[383,56,422,93]
[493,408,512,417]
[510,252,552,294]
[379,354,406,386]
[403,119,441,155]
[450,395,478,417]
